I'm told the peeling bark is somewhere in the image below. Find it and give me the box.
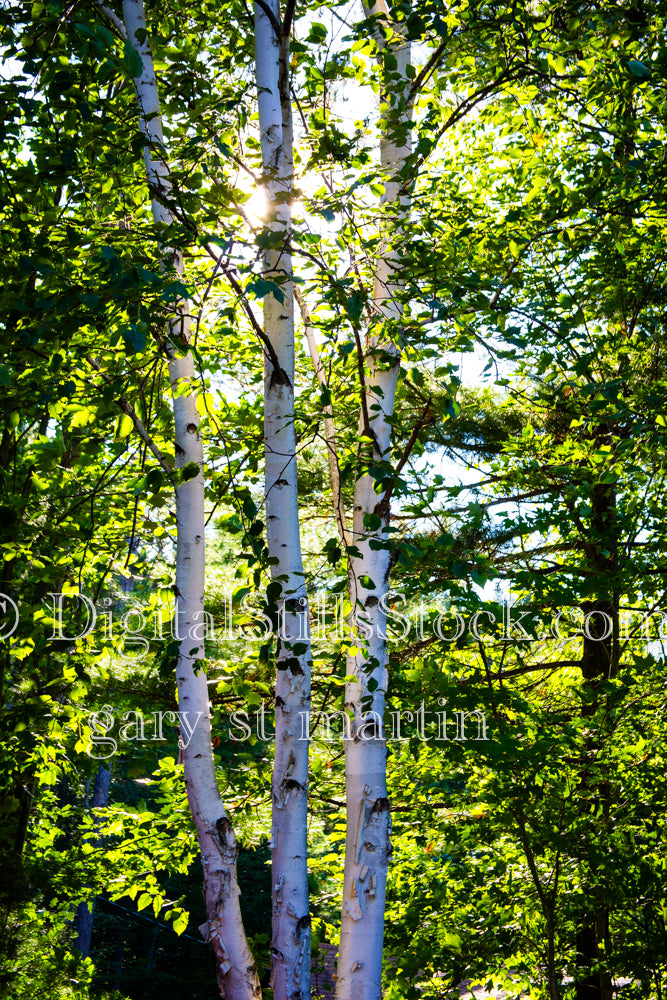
[255,3,311,997]
[335,5,413,998]
[121,3,260,996]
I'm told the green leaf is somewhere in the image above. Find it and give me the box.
[147,469,163,492]
[115,413,133,440]
[347,291,365,321]
[123,39,143,78]
[181,462,200,482]
[162,280,190,300]
[247,276,285,304]
[122,324,146,353]
[243,496,257,519]
[626,59,651,79]
[307,22,327,43]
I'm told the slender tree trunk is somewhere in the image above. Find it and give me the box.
[336,6,412,998]
[143,923,160,996]
[516,805,561,1000]
[545,908,560,1000]
[74,764,111,958]
[121,4,260,997]
[575,482,617,1000]
[254,4,312,998]
[111,937,125,992]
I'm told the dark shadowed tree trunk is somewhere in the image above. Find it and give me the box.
[74,764,111,958]
[575,481,617,1000]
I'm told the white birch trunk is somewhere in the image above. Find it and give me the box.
[335,5,413,998]
[121,4,260,997]
[254,4,312,998]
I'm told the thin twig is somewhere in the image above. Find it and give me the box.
[203,243,285,380]
[381,397,433,506]
[295,287,351,548]
[408,40,447,100]
[351,324,376,450]
[86,356,175,480]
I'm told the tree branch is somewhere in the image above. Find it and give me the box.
[351,324,378,455]
[381,397,433,506]
[492,661,582,681]
[86,356,175,481]
[93,0,127,39]
[295,286,351,549]
[281,0,297,38]
[254,0,281,39]
[203,243,286,382]
[408,40,446,100]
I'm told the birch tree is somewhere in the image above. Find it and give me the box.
[252,3,417,993]
[254,1,313,997]
[120,2,260,996]
[334,5,413,997]
[5,2,667,999]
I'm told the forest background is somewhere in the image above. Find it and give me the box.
[1,1,667,1000]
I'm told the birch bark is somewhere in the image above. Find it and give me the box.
[121,3,260,997]
[254,3,312,998]
[335,5,413,998]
